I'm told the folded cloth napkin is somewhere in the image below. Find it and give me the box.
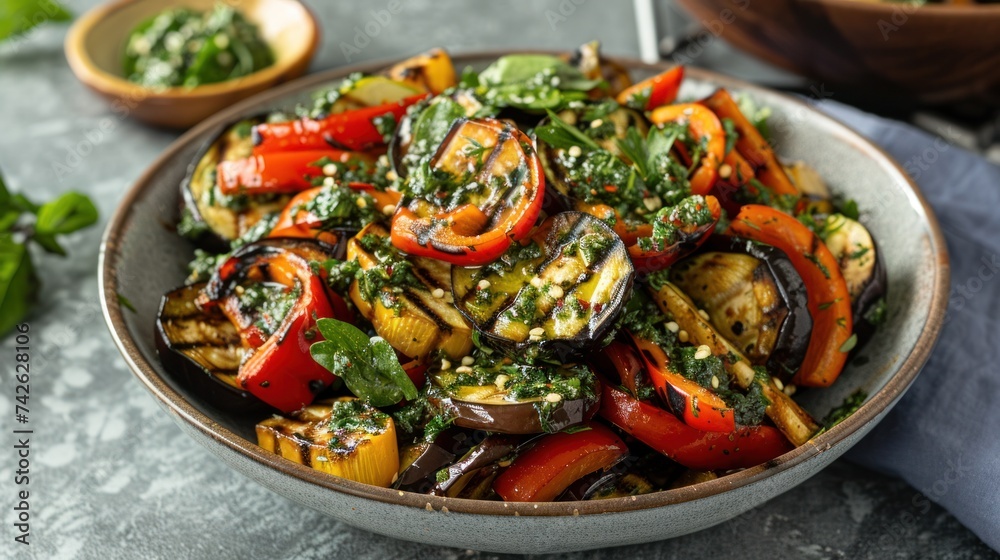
[815,100,1000,552]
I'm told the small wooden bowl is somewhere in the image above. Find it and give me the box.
[65,0,319,129]
[675,0,1000,106]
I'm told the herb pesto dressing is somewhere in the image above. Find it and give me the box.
[124,4,274,88]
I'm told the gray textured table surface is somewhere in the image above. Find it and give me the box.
[0,1,996,558]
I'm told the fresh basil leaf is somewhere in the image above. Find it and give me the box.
[31,232,65,256]
[478,54,601,92]
[311,318,415,407]
[408,97,466,161]
[0,0,72,42]
[371,338,418,401]
[0,237,37,337]
[35,192,98,235]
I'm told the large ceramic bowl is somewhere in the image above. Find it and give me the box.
[675,0,1000,106]
[99,52,949,554]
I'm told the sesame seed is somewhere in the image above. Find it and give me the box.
[370,336,384,344]
[234,285,245,295]
[529,327,545,337]
[355,197,367,209]
[694,345,712,360]
[495,374,509,391]
[784,384,797,396]
[643,196,662,212]
[322,163,338,176]
[455,365,473,374]
[549,285,564,299]
[773,377,785,391]
[665,321,679,333]
[590,119,603,128]
[698,309,710,320]
[382,204,396,215]
[440,359,451,370]
[544,393,562,403]
[385,170,398,182]
[567,145,582,158]
[322,176,336,187]
[461,356,475,366]
[711,375,720,389]
[718,164,732,179]
[315,455,328,462]
[590,189,598,196]
[530,276,543,288]
[378,154,389,166]
[678,330,689,343]
[477,279,491,290]
[431,288,445,299]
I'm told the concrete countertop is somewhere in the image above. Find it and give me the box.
[0,0,993,558]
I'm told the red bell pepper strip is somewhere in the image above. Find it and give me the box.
[268,184,402,245]
[493,422,628,502]
[728,204,853,387]
[628,195,720,274]
[198,241,350,413]
[616,66,684,111]
[599,382,791,470]
[649,103,724,196]
[700,89,798,197]
[628,335,735,433]
[216,150,372,196]
[598,340,648,399]
[390,118,545,266]
[252,93,429,153]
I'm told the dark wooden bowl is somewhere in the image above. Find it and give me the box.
[675,0,1000,106]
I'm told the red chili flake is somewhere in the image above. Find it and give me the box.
[604,185,618,193]
[386,265,394,276]
[593,302,604,314]
[577,298,590,309]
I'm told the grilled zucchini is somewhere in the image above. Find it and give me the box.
[347,222,473,361]
[256,398,399,487]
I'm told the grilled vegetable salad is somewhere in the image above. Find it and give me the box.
[156,45,887,501]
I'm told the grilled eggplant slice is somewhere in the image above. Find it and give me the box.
[452,211,634,361]
[428,360,601,434]
[395,428,485,493]
[348,222,474,361]
[180,117,290,250]
[155,283,270,415]
[256,398,399,487]
[429,434,519,497]
[823,214,887,345]
[671,237,812,375]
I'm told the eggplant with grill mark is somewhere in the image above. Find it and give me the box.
[452,211,634,361]
[180,117,291,251]
[671,236,812,376]
[155,283,271,415]
[823,214,887,347]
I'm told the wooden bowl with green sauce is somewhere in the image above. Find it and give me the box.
[66,0,319,128]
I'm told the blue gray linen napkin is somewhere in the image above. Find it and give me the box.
[815,100,1000,552]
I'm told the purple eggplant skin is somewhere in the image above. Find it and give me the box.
[440,391,601,435]
[695,235,813,379]
[154,283,273,417]
[849,238,888,353]
[429,434,520,497]
[394,428,487,493]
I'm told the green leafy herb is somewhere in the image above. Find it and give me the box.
[535,109,601,152]
[0,0,72,43]
[819,389,868,432]
[310,318,419,407]
[0,169,97,338]
[475,54,602,110]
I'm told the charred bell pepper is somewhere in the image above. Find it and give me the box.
[599,381,791,470]
[627,336,735,433]
[649,103,725,196]
[216,150,373,196]
[616,66,684,111]
[700,89,798,197]
[252,93,429,153]
[728,204,853,387]
[629,195,721,274]
[268,183,401,247]
[198,240,352,412]
[493,422,628,502]
[390,118,546,266]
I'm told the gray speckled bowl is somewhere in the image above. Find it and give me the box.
[99,52,949,554]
